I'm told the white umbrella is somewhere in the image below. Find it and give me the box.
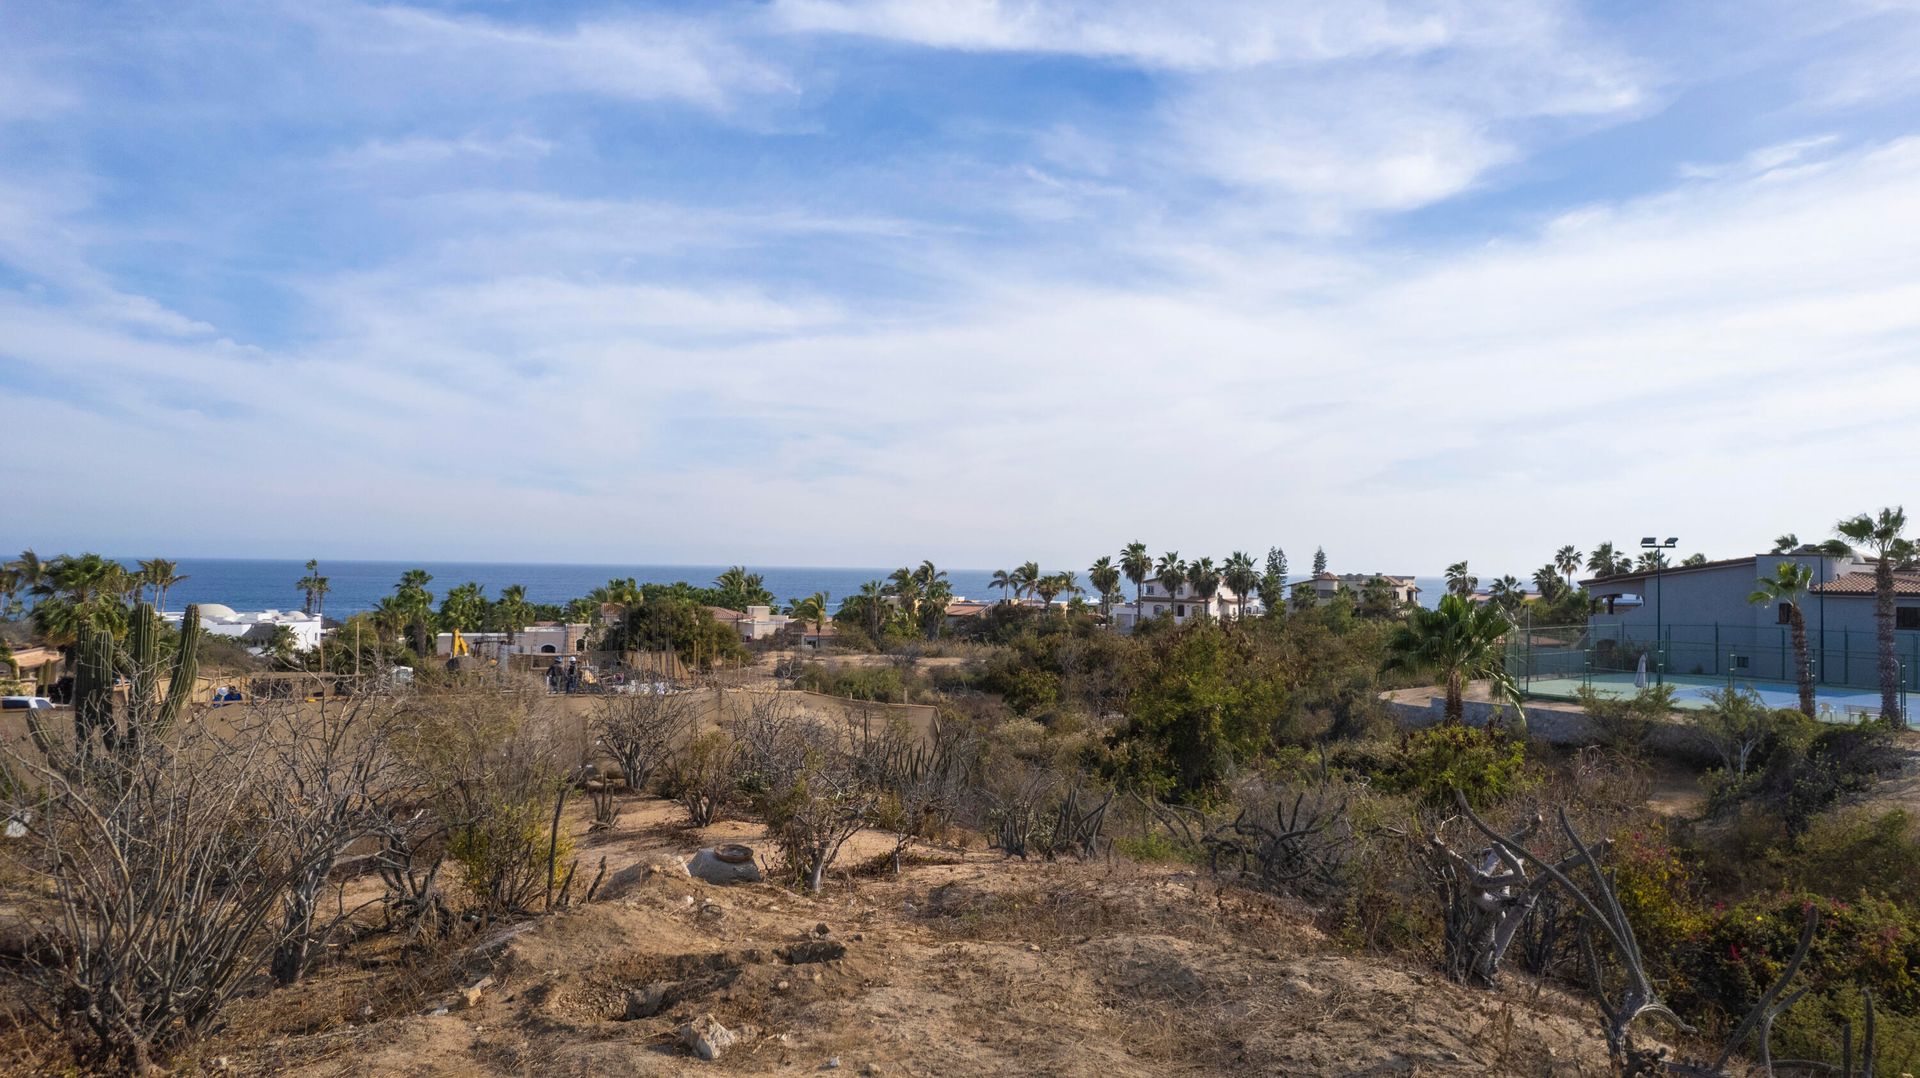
[1634,653,1648,690]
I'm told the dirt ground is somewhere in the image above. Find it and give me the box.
[135,795,1629,1078]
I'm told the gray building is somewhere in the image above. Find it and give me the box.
[1579,548,1920,688]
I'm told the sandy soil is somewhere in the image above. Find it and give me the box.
[160,795,1626,1078]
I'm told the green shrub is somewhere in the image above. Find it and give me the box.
[1375,724,1530,808]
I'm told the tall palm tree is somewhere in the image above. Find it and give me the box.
[1749,562,1816,717]
[1222,551,1258,620]
[297,559,332,618]
[1444,560,1477,598]
[855,579,888,637]
[440,581,487,632]
[7,550,46,606]
[885,566,923,621]
[1120,542,1152,608]
[1087,556,1121,622]
[1587,542,1619,580]
[1634,550,1669,573]
[1383,594,1523,726]
[1835,507,1914,724]
[1153,551,1185,613]
[1772,534,1800,555]
[1013,561,1041,605]
[1033,572,1067,613]
[1552,545,1581,584]
[789,591,831,633]
[145,558,186,610]
[990,569,1015,605]
[715,565,751,597]
[1186,557,1221,616]
[496,584,532,642]
[1487,575,1525,614]
[1531,564,1565,601]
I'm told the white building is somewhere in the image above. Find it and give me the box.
[166,604,326,651]
[1111,580,1257,630]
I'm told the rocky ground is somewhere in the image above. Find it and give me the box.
[141,796,1628,1078]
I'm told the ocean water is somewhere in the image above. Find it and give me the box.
[112,559,999,617]
[108,559,1449,617]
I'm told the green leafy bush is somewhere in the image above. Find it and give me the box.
[1374,724,1529,808]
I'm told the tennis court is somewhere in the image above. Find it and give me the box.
[1521,671,1891,720]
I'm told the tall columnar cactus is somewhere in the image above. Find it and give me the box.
[62,603,202,769]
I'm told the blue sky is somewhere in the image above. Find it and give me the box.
[4,1,1920,576]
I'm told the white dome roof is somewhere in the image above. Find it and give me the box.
[196,603,238,620]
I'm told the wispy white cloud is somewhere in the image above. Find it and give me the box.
[5,1,1920,570]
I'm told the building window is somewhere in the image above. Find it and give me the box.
[1176,604,1186,617]
[1899,607,1920,631]
[1777,603,1792,626]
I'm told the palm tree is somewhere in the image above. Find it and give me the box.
[1749,562,1816,717]
[1554,545,1582,584]
[297,558,330,616]
[1033,573,1066,613]
[1012,561,1041,605]
[885,566,923,622]
[1680,553,1708,567]
[1153,551,1185,614]
[496,584,532,643]
[789,592,831,633]
[393,569,436,655]
[990,569,1015,605]
[142,558,186,610]
[7,550,46,606]
[1772,534,1800,555]
[1186,557,1221,616]
[1531,564,1565,602]
[1444,560,1477,598]
[1383,594,1523,726]
[1634,550,1669,573]
[716,565,751,597]
[1088,556,1121,622]
[440,582,487,632]
[1587,542,1619,580]
[1222,551,1258,620]
[1120,542,1151,608]
[1835,507,1914,724]
[1487,575,1525,614]
[855,579,888,637]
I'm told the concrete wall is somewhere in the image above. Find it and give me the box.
[1384,693,1719,764]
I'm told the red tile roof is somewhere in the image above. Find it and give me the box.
[1810,571,1920,596]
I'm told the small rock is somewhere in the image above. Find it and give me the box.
[775,979,792,992]
[625,983,669,1019]
[861,1065,882,1076]
[360,1005,375,1018]
[813,922,831,937]
[677,1013,737,1061]
[459,975,494,1009]
[428,1006,449,1017]
[1025,944,1040,953]
[824,1059,842,1070]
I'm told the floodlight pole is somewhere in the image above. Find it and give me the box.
[1642,537,1678,687]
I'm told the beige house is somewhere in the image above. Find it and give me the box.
[1299,572,1421,607]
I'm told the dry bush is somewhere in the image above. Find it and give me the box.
[766,752,878,893]
[3,718,333,1072]
[250,695,403,986]
[590,689,701,795]
[393,687,570,920]
[668,730,738,827]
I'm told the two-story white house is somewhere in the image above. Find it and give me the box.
[1110,580,1257,631]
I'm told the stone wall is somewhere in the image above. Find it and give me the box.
[1384,693,1719,764]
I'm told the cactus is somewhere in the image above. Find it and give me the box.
[63,602,202,770]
